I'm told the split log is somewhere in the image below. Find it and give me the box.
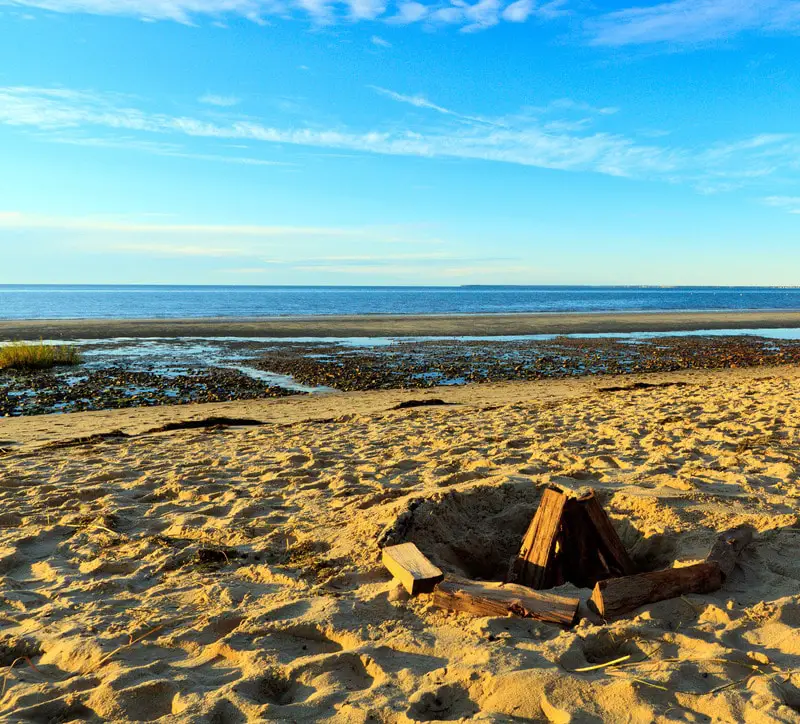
[508,487,568,589]
[509,487,633,590]
[590,526,753,619]
[431,576,579,626]
[382,542,444,595]
[578,492,636,578]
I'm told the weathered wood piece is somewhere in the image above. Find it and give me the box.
[382,542,444,595]
[590,526,754,619]
[431,576,580,626]
[508,487,568,589]
[509,486,633,590]
[590,562,722,619]
[578,491,636,577]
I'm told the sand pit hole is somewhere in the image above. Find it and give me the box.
[627,532,680,573]
[387,482,543,581]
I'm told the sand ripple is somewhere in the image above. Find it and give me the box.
[1,367,800,721]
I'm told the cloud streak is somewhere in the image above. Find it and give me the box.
[587,0,800,46]
[199,94,241,107]
[1,86,798,194]
[7,0,800,42]
[0,210,407,238]
[0,85,681,179]
[763,196,800,214]
[2,0,564,31]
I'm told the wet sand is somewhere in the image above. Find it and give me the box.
[3,309,800,340]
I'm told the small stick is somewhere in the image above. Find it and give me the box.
[570,654,632,672]
[1,656,46,699]
[93,624,164,670]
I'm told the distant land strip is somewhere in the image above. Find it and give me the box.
[3,310,800,340]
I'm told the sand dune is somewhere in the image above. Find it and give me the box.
[2,366,800,721]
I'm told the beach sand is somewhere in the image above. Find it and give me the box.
[2,365,800,722]
[3,309,800,340]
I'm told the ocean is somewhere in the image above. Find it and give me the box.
[2,285,800,320]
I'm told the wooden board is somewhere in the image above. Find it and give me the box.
[431,576,579,626]
[382,542,444,596]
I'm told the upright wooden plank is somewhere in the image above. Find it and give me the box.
[382,542,444,596]
[509,487,568,589]
[578,492,635,577]
[432,576,579,626]
[560,497,605,589]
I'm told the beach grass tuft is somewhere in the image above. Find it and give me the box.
[0,341,82,371]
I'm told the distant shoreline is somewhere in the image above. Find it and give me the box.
[4,309,800,340]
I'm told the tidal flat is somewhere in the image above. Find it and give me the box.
[4,330,800,416]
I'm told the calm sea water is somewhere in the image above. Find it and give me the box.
[2,285,800,320]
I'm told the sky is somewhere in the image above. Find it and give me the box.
[1,0,800,285]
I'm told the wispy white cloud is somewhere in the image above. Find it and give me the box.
[0,85,679,179]
[0,211,397,237]
[502,0,534,23]
[3,85,800,193]
[46,134,289,166]
[387,0,428,22]
[0,211,451,262]
[763,196,800,214]
[370,85,502,126]
[370,33,392,46]
[1,0,271,23]
[199,93,241,107]
[1,0,567,30]
[586,0,800,47]
[12,0,800,40]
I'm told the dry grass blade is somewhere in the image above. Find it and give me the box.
[1,656,46,699]
[93,624,165,670]
[570,654,632,673]
[606,670,670,691]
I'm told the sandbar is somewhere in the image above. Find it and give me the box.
[2,309,800,340]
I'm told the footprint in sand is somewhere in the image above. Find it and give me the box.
[407,683,478,722]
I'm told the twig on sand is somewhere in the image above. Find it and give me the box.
[92,624,165,671]
[571,654,632,673]
[606,670,670,691]
[1,657,47,699]
[567,648,796,697]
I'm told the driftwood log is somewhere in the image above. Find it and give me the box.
[509,486,635,590]
[590,526,753,619]
[431,576,580,626]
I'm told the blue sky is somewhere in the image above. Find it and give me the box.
[1,0,800,285]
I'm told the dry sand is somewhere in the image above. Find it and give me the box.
[3,309,800,340]
[2,365,800,722]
